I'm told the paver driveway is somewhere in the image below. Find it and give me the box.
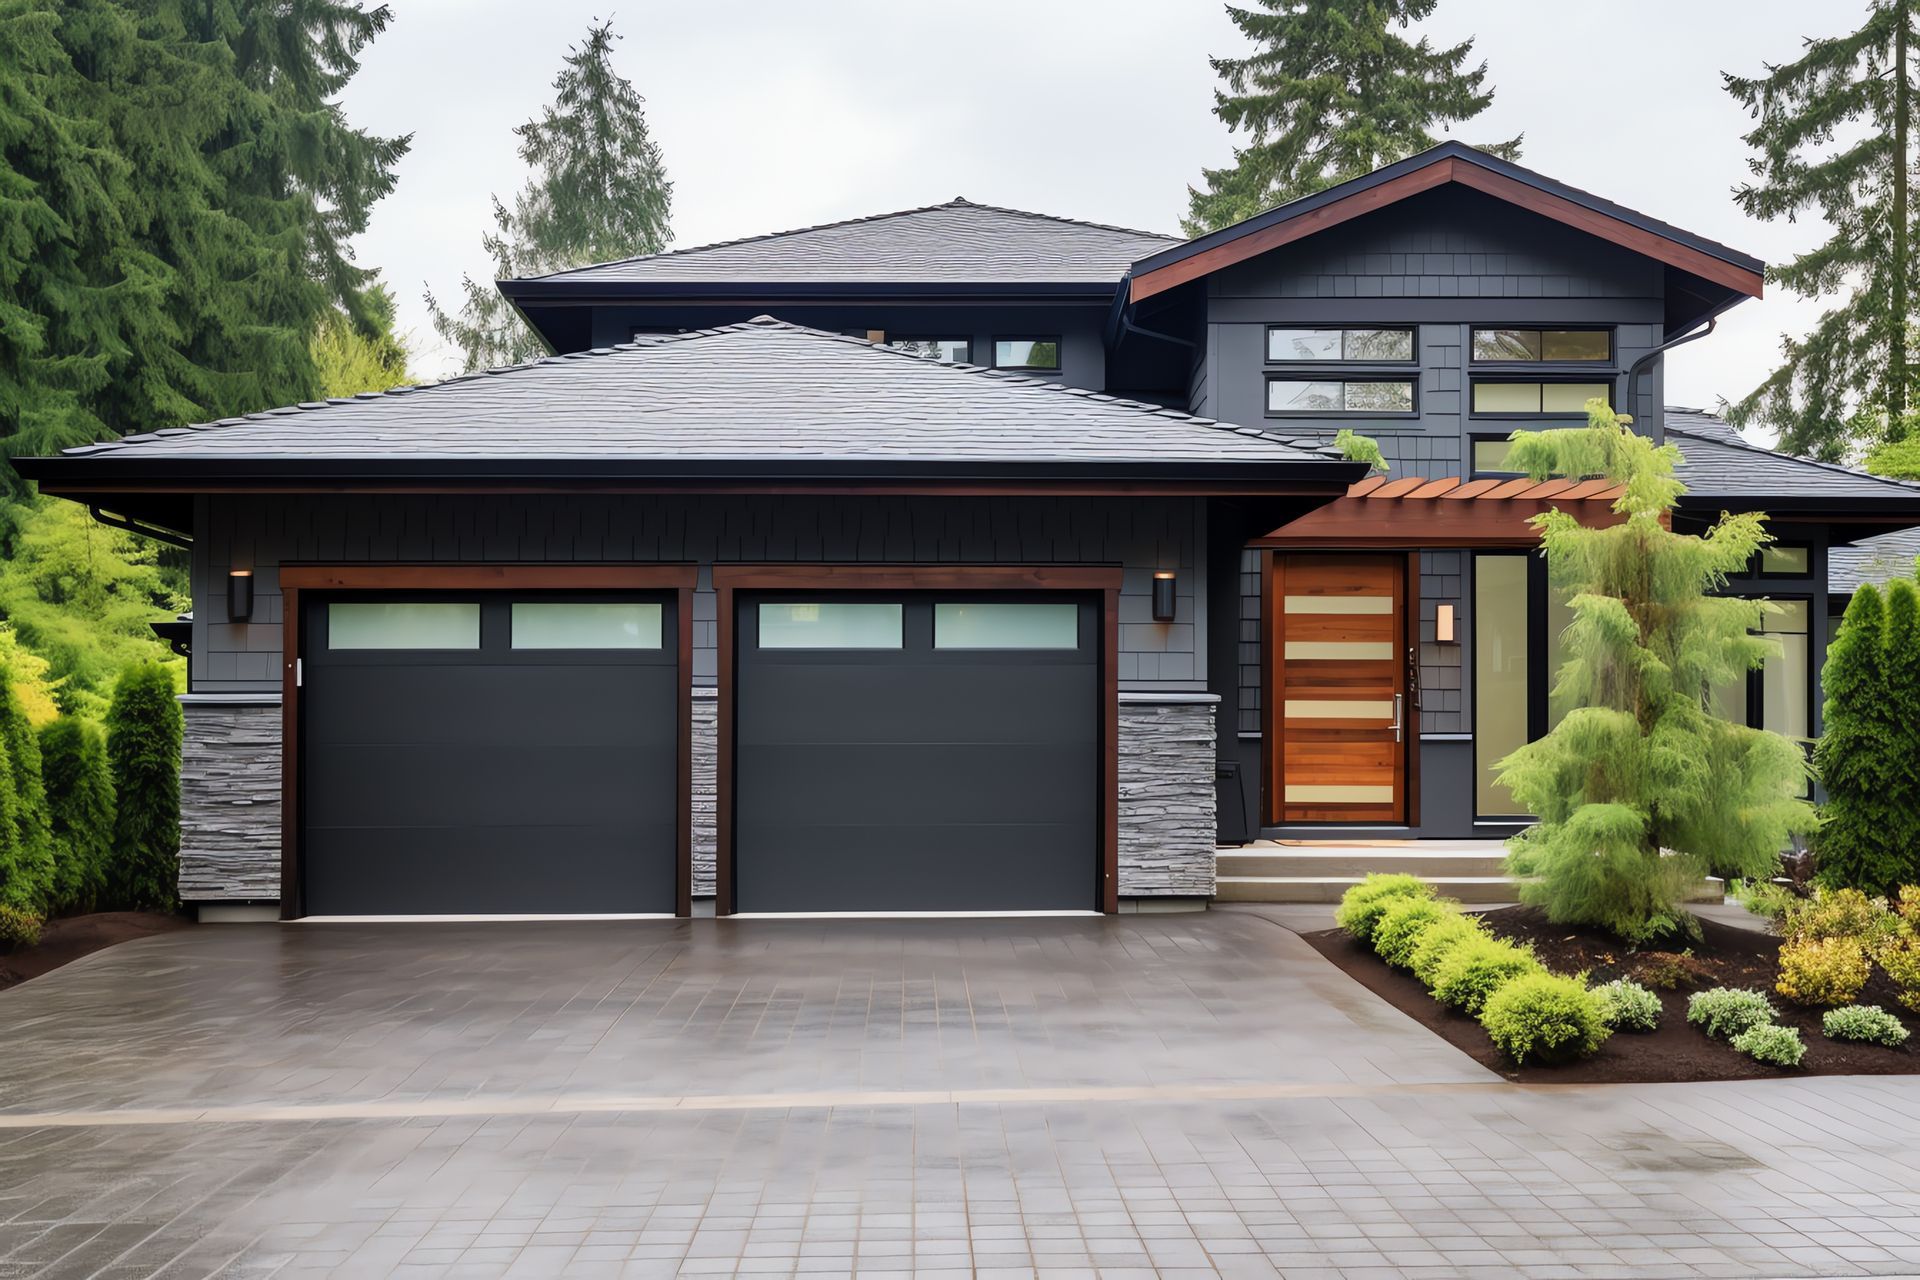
[1,911,1919,1279]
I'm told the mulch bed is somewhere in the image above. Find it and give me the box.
[0,912,190,994]
[1304,905,1920,1083]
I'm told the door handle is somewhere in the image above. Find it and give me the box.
[1389,693,1403,743]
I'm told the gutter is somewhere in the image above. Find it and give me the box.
[90,504,191,549]
[1626,310,1728,444]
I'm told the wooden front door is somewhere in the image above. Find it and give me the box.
[1266,553,1411,824]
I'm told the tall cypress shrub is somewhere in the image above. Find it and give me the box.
[104,663,180,911]
[1818,582,1920,892]
[0,656,54,911]
[41,717,114,913]
[0,703,22,911]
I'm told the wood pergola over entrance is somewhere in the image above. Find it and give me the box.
[1249,474,1629,552]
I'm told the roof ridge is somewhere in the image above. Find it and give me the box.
[509,199,1181,283]
[62,314,1342,461]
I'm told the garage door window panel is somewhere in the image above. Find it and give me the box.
[757,602,903,649]
[327,602,479,650]
[512,601,662,649]
[933,601,1079,649]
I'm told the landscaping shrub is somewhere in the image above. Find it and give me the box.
[1780,887,1899,948]
[1479,972,1611,1064]
[1816,582,1920,895]
[1895,885,1920,927]
[1591,978,1662,1032]
[105,663,182,912]
[0,657,54,914]
[1372,896,1453,968]
[1631,949,1713,991]
[1429,934,1542,1015]
[1686,987,1777,1039]
[0,904,41,948]
[1878,935,1920,1013]
[1334,874,1432,944]
[1409,912,1486,987]
[40,718,115,915]
[1823,1005,1910,1047]
[1775,936,1872,1005]
[1730,877,1796,923]
[1731,1022,1806,1068]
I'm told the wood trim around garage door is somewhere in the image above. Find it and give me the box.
[276,564,699,919]
[710,563,1126,916]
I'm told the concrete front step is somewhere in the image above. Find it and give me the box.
[1218,848,1509,878]
[1216,875,1525,904]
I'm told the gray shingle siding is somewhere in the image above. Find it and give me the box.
[192,494,1209,693]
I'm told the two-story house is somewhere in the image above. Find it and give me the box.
[24,143,1920,919]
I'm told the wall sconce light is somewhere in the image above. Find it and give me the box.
[1152,571,1178,622]
[228,570,254,622]
[1436,602,1456,643]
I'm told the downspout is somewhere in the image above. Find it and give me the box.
[1625,313,1722,445]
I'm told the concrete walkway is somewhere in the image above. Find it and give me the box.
[0,913,1916,1278]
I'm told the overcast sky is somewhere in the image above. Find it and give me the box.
[342,0,1864,438]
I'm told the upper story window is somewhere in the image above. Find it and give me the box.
[1759,544,1812,576]
[1472,328,1611,363]
[889,336,971,363]
[1268,378,1416,415]
[993,338,1060,371]
[1267,326,1415,363]
[1470,380,1612,416]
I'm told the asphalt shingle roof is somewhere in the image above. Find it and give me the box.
[56,317,1343,468]
[1666,407,1920,504]
[1831,529,1920,595]
[516,199,1182,287]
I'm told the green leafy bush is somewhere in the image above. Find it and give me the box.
[1730,877,1796,923]
[0,655,55,913]
[1775,937,1871,1005]
[1409,913,1486,987]
[0,904,41,948]
[1630,949,1713,990]
[1592,978,1662,1031]
[1372,897,1453,968]
[1731,1022,1805,1068]
[1479,972,1611,1064]
[1822,1004,1911,1047]
[1896,885,1920,927]
[1334,874,1432,944]
[1878,935,1920,1013]
[1429,934,1542,1015]
[1686,987,1777,1039]
[41,718,115,915]
[1781,887,1899,948]
[105,663,182,912]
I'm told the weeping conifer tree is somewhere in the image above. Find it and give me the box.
[1496,403,1817,941]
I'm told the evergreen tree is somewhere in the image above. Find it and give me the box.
[312,284,412,397]
[427,20,672,371]
[1496,403,1817,941]
[1817,582,1920,892]
[1184,0,1519,234]
[0,651,52,912]
[105,662,180,911]
[1726,1,1920,460]
[0,0,407,503]
[41,715,113,913]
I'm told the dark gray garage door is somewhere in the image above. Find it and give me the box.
[734,594,1098,912]
[302,594,679,914]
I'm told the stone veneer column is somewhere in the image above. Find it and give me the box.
[178,696,282,901]
[691,688,718,896]
[1117,694,1218,898]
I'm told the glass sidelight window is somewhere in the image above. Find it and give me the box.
[1473,556,1530,816]
[328,602,479,650]
[933,602,1078,649]
[512,602,661,649]
[758,602,903,649]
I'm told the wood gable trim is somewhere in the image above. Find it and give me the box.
[1130,156,1766,303]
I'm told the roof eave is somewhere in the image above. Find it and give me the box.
[498,279,1124,304]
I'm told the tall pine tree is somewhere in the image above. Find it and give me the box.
[1726,1,1920,461]
[427,20,672,371]
[1185,0,1519,234]
[0,0,408,497]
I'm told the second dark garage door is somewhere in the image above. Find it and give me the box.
[733,594,1099,912]
[301,593,680,915]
